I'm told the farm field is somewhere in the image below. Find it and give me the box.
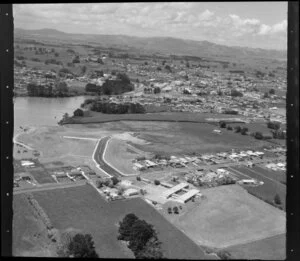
[162,185,285,250]
[229,166,286,209]
[13,194,57,257]
[225,233,286,260]
[32,184,215,259]
[104,138,139,175]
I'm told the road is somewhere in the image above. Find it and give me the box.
[93,136,124,178]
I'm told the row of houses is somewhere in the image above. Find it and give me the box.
[133,150,265,171]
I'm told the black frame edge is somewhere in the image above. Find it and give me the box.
[1,3,14,257]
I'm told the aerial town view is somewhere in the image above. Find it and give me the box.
[13,2,287,259]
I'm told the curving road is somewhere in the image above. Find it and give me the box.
[93,136,124,178]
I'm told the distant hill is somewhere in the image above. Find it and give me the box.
[14,28,287,60]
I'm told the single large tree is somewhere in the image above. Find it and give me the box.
[65,233,98,258]
[118,213,139,241]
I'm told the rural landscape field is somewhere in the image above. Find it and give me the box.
[12,2,287,260]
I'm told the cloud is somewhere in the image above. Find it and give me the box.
[13,3,287,49]
[258,19,287,35]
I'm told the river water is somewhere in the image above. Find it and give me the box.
[14,96,90,134]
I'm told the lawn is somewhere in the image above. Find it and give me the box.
[32,184,214,259]
[225,233,286,260]
[162,185,286,250]
[229,166,286,209]
[13,194,57,257]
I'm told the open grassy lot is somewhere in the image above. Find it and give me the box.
[162,185,285,249]
[29,167,56,184]
[13,194,57,257]
[71,111,247,124]
[19,127,97,159]
[33,184,214,259]
[104,138,139,175]
[229,166,286,209]
[225,233,286,260]
[122,121,269,155]
[253,165,286,184]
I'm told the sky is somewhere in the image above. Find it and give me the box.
[13,2,288,50]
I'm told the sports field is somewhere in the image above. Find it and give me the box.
[164,185,286,249]
[32,184,215,259]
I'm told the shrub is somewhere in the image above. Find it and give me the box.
[111,176,120,186]
[254,131,263,140]
[154,180,160,186]
[227,125,233,130]
[136,176,141,181]
[274,194,282,205]
[234,126,241,133]
[173,206,179,214]
[269,88,275,94]
[241,127,249,135]
[219,121,227,128]
[267,121,281,130]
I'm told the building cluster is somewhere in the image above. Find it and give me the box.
[184,168,238,188]
[133,149,266,172]
[14,67,57,94]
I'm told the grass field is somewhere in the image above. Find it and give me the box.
[253,165,286,184]
[32,184,214,259]
[229,166,286,209]
[70,111,247,125]
[13,194,57,257]
[162,185,285,250]
[121,121,269,155]
[225,233,286,260]
[28,167,56,184]
[104,138,139,175]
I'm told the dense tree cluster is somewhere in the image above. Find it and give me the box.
[73,108,84,117]
[255,70,266,78]
[72,55,80,63]
[118,214,164,259]
[223,110,238,115]
[269,88,275,95]
[27,83,53,97]
[267,121,281,130]
[90,99,145,114]
[272,129,286,139]
[153,87,161,94]
[230,89,243,97]
[27,81,69,97]
[45,59,63,66]
[58,233,98,258]
[85,72,133,95]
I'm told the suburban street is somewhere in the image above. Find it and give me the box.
[93,136,124,178]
